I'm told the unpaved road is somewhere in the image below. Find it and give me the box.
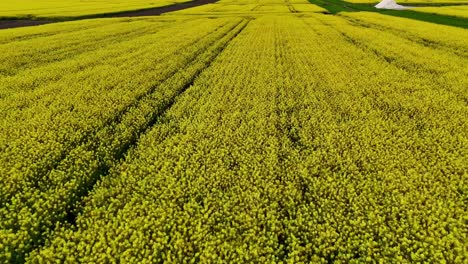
[0,0,218,30]
[0,20,53,30]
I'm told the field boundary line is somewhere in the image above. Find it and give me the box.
[0,0,219,30]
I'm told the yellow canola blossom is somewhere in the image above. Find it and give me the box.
[0,16,245,262]
[165,0,327,15]
[0,0,191,18]
[0,0,467,262]
[412,5,468,18]
[23,14,468,263]
[340,11,468,54]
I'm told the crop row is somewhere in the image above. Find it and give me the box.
[0,19,176,76]
[313,14,467,98]
[339,12,468,57]
[0,18,154,45]
[27,14,468,263]
[0,17,247,262]
[413,6,468,19]
[166,0,327,15]
[0,17,230,207]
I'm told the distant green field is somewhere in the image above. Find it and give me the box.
[0,0,190,19]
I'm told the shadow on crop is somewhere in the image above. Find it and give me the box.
[309,0,468,28]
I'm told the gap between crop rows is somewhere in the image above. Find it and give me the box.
[3,19,250,263]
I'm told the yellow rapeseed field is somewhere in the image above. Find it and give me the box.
[0,0,191,18]
[0,0,467,262]
[413,5,468,18]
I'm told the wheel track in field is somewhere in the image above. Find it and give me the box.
[301,16,468,130]
[3,18,251,263]
[0,23,173,77]
[335,29,468,100]
[335,30,468,124]
[0,20,125,44]
[0,20,218,105]
[61,18,250,225]
[339,15,468,59]
[0,21,226,208]
[305,16,467,97]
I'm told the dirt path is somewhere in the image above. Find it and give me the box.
[107,0,217,17]
[0,0,218,30]
[0,20,53,30]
